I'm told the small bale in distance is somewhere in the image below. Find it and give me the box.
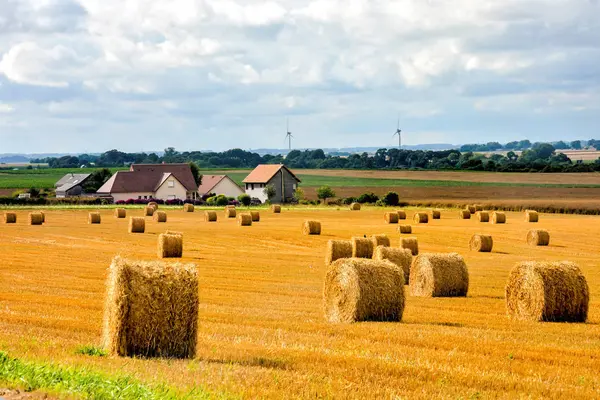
[396,210,407,220]
[157,233,183,258]
[250,211,260,222]
[148,202,158,209]
[325,240,352,266]
[302,220,321,235]
[525,210,539,222]
[272,205,281,213]
[373,246,412,284]
[128,217,145,233]
[88,212,101,224]
[352,237,374,258]
[114,208,126,219]
[323,258,405,323]
[410,253,469,297]
[467,205,476,214]
[491,211,506,224]
[398,225,412,234]
[431,210,441,220]
[527,230,550,246]
[400,237,418,256]
[225,208,237,218]
[238,213,252,226]
[413,212,428,224]
[183,204,194,213]
[144,206,155,217]
[154,211,167,223]
[350,202,361,211]
[505,261,589,322]
[384,212,399,224]
[459,210,471,219]
[29,212,43,225]
[476,211,490,222]
[102,256,198,358]
[204,211,217,222]
[371,234,390,248]
[3,212,16,224]
[469,234,493,252]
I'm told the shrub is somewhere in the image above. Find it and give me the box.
[215,195,229,206]
[342,197,356,205]
[317,186,336,203]
[382,191,400,206]
[357,192,379,204]
[238,194,251,206]
[206,196,216,205]
[375,199,385,207]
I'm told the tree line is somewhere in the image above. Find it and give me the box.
[459,139,598,153]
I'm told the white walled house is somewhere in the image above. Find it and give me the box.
[243,164,301,203]
[197,175,244,198]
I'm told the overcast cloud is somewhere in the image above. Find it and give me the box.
[0,0,599,153]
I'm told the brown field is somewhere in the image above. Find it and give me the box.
[1,207,600,398]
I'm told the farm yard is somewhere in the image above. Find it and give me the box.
[1,206,599,398]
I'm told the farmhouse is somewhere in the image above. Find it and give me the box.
[243,164,300,203]
[55,173,91,198]
[97,163,198,202]
[197,175,244,198]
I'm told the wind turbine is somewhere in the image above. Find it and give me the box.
[285,118,293,150]
[393,117,402,149]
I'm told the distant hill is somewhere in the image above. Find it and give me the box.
[252,144,458,156]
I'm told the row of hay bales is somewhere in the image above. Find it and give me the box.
[2,211,45,225]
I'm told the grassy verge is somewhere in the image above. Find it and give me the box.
[0,351,217,399]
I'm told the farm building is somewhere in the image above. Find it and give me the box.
[96,163,198,202]
[55,173,91,198]
[197,175,244,198]
[243,164,301,203]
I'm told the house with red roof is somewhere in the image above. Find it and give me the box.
[242,164,301,203]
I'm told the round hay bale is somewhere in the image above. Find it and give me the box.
[238,213,252,226]
[351,237,374,258]
[114,208,126,218]
[272,205,281,213]
[28,212,43,225]
[491,211,506,224]
[398,225,412,234]
[469,234,493,252]
[476,211,489,222]
[400,237,418,256]
[431,210,441,220]
[154,211,167,223]
[467,205,476,214]
[325,240,352,266]
[144,206,155,217]
[204,211,217,222]
[128,217,145,233]
[183,204,195,213]
[384,212,399,224]
[250,211,260,222]
[527,229,549,246]
[148,202,158,209]
[371,234,390,248]
[302,220,321,235]
[413,212,428,224]
[3,212,16,224]
[373,246,412,284]
[225,208,236,218]
[88,212,101,224]
[165,230,183,238]
[410,253,469,297]
[459,210,471,219]
[350,202,361,211]
[474,205,483,212]
[158,233,183,258]
[396,210,407,220]
[323,258,405,323]
[505,261,589,322]
[525,210,539,222]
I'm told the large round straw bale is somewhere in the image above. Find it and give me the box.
[527,229,549,246]
[467,205,476,214]
[352,237,374,258]
[114,208,126,218]
[373,246,412,284]
[431,210,441,220]
[302,220,321,235]
[225,208,236,218]
[491,211,506,224]
[144,206,155,217]
[148,202,158,209]
[204,211,217,222]
[29,212,43,225]
[158,233,183,258]
[398,225,412,234]
[474,205,483,212]
[350,202,361,211]
[88,212,101,224]
[3,212,16,224]
[396,210,407,220]
[129,217,145,233]
[400,237,418,256]
[103,256,198,358]
[525,210,539,222]
[238,213,252,226]
[323,258,405,323]
[413,212,428,224]
[459,210,471,219]
[325,240,352,266]
[183,203,194,213]
[505,261,589,322]
[371,234,390,248]
[272,205,281,213]
[410,253,469,297]
[384,212,399,224]
[154,211,167,223]
[250,211,260,222]
[476,211,489,222]
[470,234,493,252]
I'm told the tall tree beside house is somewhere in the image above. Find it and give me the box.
[188,162,202,186]
[317,186,336,204]
[263,184,276,202]
[83,169,113,193]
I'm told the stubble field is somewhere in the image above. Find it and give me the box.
[1,207,599,399]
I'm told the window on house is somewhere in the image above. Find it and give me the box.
[144,195,148,199]
[138,196,142,199]
[168,180,175,188]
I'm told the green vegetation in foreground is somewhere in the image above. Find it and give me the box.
[75,345,107,357]
[0,351,216,399]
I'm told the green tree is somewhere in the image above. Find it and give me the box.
[188,162,202,186]
[29,187,40,198]
[382,191,400,206]
[263,184,276,202]
[293,187,305,201]
[83,169,113,193]
[238,194,251,206]
[316,186,336,203]
[570,140,582,150]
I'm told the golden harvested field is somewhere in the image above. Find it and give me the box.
[1,207,600,399]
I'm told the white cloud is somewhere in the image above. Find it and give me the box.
[0,103,15,113]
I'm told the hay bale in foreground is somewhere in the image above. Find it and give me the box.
[144,206,155,217]
[158,233,183,258]
[272,205,281,213]
[470,234,493,252]
[413,212,428,224]
[302,220,321,235]
[505,261,589,322]
[373,246,412,284]
[396,210,407,220]
[398,225,412,234]
[491,211,506,224]
[352,237,374,258]
[225,208,236,218]
[154,211,167,223]
[410,253,469,297]
[250,211,260,222]
[88,212,101,224]
[384,212,399,224]
[467,205,476,214]
[238,213,252,226]
[183,204,194,213]
[431,210,441,220]
[371,234,390,248]
[323,258,405,323]
[129,217,145,233]
[114,208,126,219]
[400,237,418,256]
[525,210,538,222]
[3,212,16,224]
[325,240,352,266]
[459,210,471,219]
[527,230,550,246]
[103,256,198,358]
[350,202,361,211]
[29,212,43,225]
[204,211,217,222]
[476,211,489,222]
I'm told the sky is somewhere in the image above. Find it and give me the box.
[0,0,599,153]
